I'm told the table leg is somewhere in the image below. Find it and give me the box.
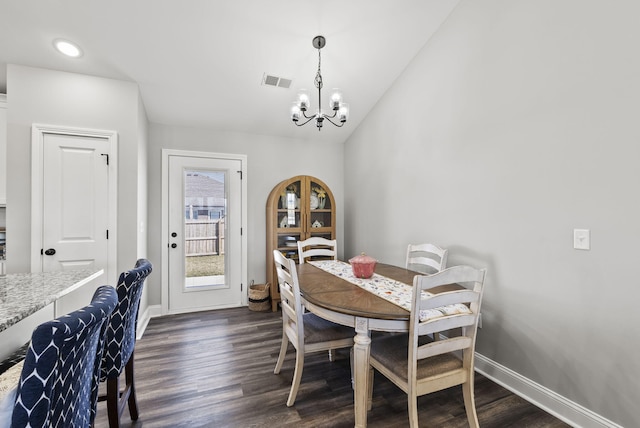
[353,317,370,428]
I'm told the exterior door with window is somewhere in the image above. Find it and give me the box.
[166,152,245,313]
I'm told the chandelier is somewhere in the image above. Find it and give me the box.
[291,35,349,130]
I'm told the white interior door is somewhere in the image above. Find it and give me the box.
[41,133,110,272]
[167,154,244,313]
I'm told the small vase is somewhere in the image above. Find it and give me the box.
[318,196,326,209]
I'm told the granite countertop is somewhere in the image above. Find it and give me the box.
[0,269,104,332]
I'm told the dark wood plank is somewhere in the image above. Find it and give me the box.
[94,307,570,428]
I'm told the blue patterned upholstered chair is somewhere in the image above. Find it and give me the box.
[99,259,152,428]
[9,285,117,428]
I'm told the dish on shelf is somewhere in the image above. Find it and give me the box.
[282,236,298,247]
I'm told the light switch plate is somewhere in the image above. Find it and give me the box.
[573,229,590,250]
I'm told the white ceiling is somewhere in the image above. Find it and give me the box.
[0,0,459,144]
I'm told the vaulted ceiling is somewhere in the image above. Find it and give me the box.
[0,0,459,144]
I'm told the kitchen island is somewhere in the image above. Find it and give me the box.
[0,269,104,360]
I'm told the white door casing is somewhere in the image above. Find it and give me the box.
[161,150,247,315]
[31,124,117,285]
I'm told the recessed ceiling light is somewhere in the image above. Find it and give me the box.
[53,39,83,58]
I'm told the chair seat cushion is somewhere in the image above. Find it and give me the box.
[0,362,21,428]
[0,386,17,428]
[370,333,462,381]
[302,313,354,344]
[0,360,23,403]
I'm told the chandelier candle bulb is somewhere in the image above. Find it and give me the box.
[330,90,343,110]
[339,103,350,122]
[291,103,301,121]
[297,91,310,111]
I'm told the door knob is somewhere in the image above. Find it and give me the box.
[44,248,56,256]
[171,243,177,248]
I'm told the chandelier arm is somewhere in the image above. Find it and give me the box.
[323,116,345,127]
[294,116,316,127]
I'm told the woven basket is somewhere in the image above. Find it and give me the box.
[248,281,271,312]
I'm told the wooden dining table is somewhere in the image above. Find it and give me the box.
[297,261,457,428]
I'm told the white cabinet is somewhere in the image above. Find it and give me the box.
[0,94,6,205]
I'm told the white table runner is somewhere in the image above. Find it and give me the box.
[308,260,470,322]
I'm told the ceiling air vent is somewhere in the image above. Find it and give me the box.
[262,73,292,89]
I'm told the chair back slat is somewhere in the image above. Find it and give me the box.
[408,256,442,271]
[415,265,484,291]
[417,314,477,336]
[417,336,472,359]
[421,290,479,309]
[301,248,335,259]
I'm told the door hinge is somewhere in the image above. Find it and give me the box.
[101,153,110,165]
[240,227,243,236]
[40,248,43,255]
[241,283,243,292]
[237,170,243,180]
[106,230,109,239]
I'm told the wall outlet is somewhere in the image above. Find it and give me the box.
[573,229,590,250]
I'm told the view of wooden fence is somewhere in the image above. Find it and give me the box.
[185,219,224,256]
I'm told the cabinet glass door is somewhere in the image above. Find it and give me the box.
[308,180,331,232]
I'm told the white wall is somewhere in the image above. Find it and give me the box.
[147,123,345,307]
[344,1,639,427]
[136,91,150,313]
[6,65,147,282]
[137,94,149,258]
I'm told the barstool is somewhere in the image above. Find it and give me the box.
[98,258,153,428]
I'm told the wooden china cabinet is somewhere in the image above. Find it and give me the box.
[266,175,336,311]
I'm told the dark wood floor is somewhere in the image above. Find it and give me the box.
[94,307,570,428]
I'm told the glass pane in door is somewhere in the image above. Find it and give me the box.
[184,169,226,289]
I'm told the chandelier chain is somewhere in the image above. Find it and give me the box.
[315,48,323,90]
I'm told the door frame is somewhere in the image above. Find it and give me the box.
[161,149,248,315]
[30,124,118,284]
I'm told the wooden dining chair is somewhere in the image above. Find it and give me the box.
[98,258,153,428]
[273,250,354,406]
[405,243,448,274]
[368,265,486,428]
[3,285,117,428]
[297,237,337,264]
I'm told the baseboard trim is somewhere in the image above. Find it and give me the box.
[474,353,621,428]
[136,304,162,340]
